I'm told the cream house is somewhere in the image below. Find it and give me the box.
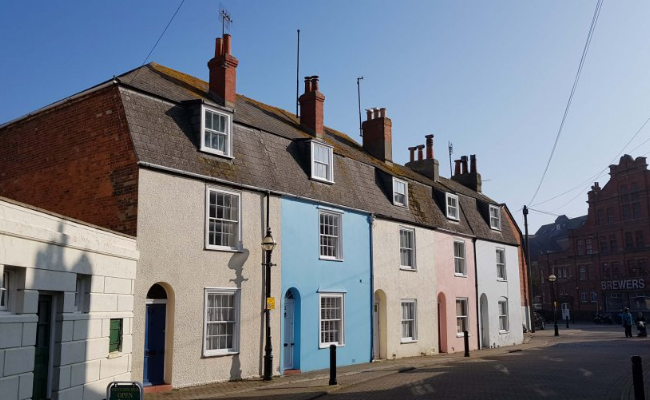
[0,197,138,400]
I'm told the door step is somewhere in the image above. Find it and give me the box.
[144,384,173,393]
[284,369,302,376]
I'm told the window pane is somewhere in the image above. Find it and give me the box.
[208,191,240,248]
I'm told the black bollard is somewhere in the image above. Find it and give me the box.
[632,356,645,400]
[464,330,470,357]
[329,344,337,385]
[566,316,569,329]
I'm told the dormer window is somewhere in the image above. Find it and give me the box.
[446,193,459,221]
[393,178,408,207]
[489,205,501,230]
[201,106,232,157]
[311,141,334,183]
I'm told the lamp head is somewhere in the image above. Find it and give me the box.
[261,228,276,252]
[548,274,557,282]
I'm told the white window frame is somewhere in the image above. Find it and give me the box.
[456,298,469,336]
[498,298,509,332]
[496,248,506,280]
[580,290,588,303]
[319,293,345,348]
[489,205,501,230]
[310,141,334,183]
[393,178,408,207]
[591,291,598,303]
[203,287,241,356]
[74,274,90,313]
[399,227,416,270]
[401,299,417,342]
[454,240,466,276]
[205,187,242,251]
[319,210,343,261]
[446,193,459,221]
[0,267,12,312]
[200,105,233,158]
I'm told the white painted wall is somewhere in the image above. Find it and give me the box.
[372,218,437,359]
[133,168,282,388]
[475,240,523,349]
[0,198,138,400]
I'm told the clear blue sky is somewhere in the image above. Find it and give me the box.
[2,1,650,232]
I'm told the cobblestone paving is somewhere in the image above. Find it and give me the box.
[146,324,650,400]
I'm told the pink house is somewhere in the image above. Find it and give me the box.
[435,230,478,353]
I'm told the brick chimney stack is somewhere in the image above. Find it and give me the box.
[362,107,392,162]
[208,34,239,108]
[452,154,482,192]
[299,76,326,137]
[405,134,440,182]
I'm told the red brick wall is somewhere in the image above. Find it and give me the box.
[0,85,139,236]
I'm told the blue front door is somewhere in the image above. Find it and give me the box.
[144,303,166,385]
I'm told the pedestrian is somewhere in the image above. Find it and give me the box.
[622,307,634,338]
[635,312,647,337]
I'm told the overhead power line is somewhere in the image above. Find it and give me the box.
[532,112,650,209]
[528,0,604,205]
[128,0,186,84]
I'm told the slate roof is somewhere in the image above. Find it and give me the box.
[529,215,587,259]
[116,63,518,245]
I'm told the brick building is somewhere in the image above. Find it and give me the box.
[530,155,650,320]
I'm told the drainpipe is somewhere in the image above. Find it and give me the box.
[369,213,376,361]
[473,237,481,350]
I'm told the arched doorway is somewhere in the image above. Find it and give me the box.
[283,289,300,372]
[144,283,169,386]
[373,290,387,360]
[437,292,448,353]
[480,294,489,349]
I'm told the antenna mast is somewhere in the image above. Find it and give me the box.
[296,29,301,118]
[357,76,364,136]
[220,5,232,47]
[448,141,454,176]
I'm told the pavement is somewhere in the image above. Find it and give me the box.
[145,323,649,399]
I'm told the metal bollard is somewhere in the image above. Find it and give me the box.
[464,330,470,357]
[566,316,569,329]
[329,344,337,385]
[632,355,645,400]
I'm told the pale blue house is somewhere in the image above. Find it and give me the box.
[280,197,372,373]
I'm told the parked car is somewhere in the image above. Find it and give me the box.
[534,312,546,330]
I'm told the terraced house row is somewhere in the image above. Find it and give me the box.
[0,33,529,398]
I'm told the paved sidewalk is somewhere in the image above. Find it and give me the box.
[145,331,547,400]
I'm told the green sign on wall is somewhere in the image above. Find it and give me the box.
[107,382,143,400]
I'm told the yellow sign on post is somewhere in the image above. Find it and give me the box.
[267,297,275,310]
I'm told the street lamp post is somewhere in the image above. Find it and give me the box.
[262,195,277,381]
[548,274,559,336]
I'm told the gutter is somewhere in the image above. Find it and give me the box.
[137,161,371,216]
[473,237,481,350]
[369,213,376,361]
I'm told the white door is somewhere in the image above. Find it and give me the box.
[561,303,570,320]
[283,299,295,370]
[373,302,379,359]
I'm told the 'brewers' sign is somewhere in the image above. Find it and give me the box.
[601,279,645,291]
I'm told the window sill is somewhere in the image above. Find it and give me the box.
[400,267,417,272]
[205,246,243,253]
[203,351,240,358]
[319,257,344,262]
[447,217,460,222]
[393,202,408,208]
[497,279,507,282]
[490,227,501,231]
[311,176,335,185]
[319,343,345,349]
[199,147,235,159]
[108,351,122,359]
[454,273,467,278]
[456,332,471,338]
[499,330,510,334]
[400,339,418,344]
